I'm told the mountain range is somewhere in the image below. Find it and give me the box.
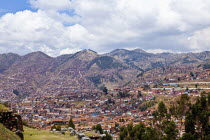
[0,49,210,98]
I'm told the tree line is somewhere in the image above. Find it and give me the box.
[119,92,210,140]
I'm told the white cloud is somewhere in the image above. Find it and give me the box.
[1,0,210,56]
[29,0,72,11]
[146,49,175,54]
[60,48,81,55]
[181,27,210,51]
[0,10,93,56]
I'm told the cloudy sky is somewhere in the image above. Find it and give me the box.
[0,0,210,56]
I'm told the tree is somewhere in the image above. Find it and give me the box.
[143,84,150,90]
[13,89,19,96]
[68,118,75,129]
[181,133,196,140]
[138,91,142,97]
[115,123,119,128]
[142,127,160,140]
[93,124,103,134]
[132,122,145,140]
[199,110,209,138]
[103,87,108,95]
[105,131,113,140]
[185,112,195,134]
[119,122,161,140]
[119,126,128,140]
[118,91,130,98]
[51,125,56,131]
[200,92,207,109]
[186,87,189,91]
[56,125,61,131]
[190,72,194,77]
[208,92,210,106]
[176,94,190,134]
[163,121,178,140]
[158,101,167,117]
[195,84,198,89]
[169,104,176,116]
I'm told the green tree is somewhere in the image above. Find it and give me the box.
[143,84,150,90]
[176,94,190,133]
[132,122,145,140]
[105,131,113,140]
[13,89,19,96]
[195,84,198,89]
[115,123,119,128]
[190,72,194,77]
[94,124,103,134]
[163,121,178,140]
[118,91,130,98]
[158,101,167,117]
[185,112,195,134]
[169,104,176,116]
[200,92,207,109]
[181,133,196,140]
[56,125,61,131]
[68,118,75,129]
[142,127,160,140]
[138,91,142,97]
[119,126,128,140]
[208,92,210,106]
[103,87,108,95]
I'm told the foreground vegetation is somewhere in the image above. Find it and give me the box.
[0,123,20,140]
[0,104,9,111]
[23,126,77,140]
[120,92,210,140]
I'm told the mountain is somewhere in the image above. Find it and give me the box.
[0,53,20,73]
[108,49,210,71]
[53,49,138,89]
[6,51,54,74]
[0,49,210,99]
[107,49,153,71]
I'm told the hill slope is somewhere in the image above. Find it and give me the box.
[0,123,20,140]
[0,49,210,99]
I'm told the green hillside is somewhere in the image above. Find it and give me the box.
[0,123,20,140]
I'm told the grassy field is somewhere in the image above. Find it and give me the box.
[84,131,100,137]
[0,123,20,140]
[0,104,9,111]
[23,127,78,140]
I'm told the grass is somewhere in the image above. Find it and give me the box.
[0,123,20,140]
[0,104,9,111]
[84,131,100,137]
[23,126,78,140]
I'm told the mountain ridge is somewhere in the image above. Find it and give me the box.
[1,49,210,99]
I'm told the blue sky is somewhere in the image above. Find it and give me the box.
[0,0,34,16]
[0,0,210,56]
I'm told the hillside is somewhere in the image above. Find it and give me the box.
[0,49,210,99]
[0,53,20,73]
[0,123,20,140]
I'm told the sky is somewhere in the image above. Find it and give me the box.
[0,0,210,56]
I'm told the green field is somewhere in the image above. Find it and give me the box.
[24,127,78,140]
[0,104,9,111]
